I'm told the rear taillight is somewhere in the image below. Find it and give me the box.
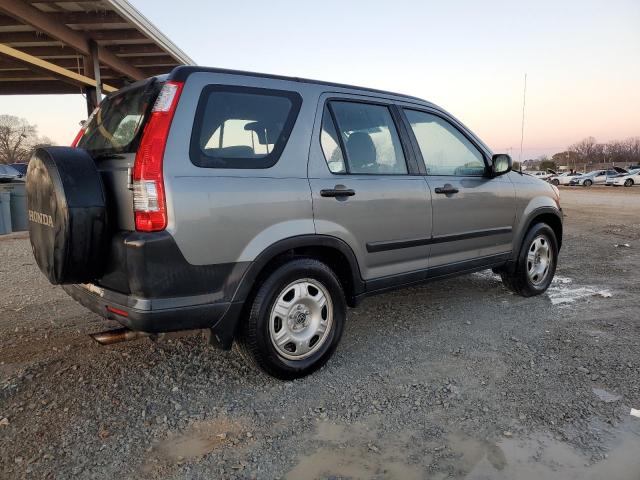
[132,81,183,232]
[71,108,97,147]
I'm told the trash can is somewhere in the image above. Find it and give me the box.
[0,191,11,235]
[7,182,28,231]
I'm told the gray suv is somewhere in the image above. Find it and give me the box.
[26,67,562,379]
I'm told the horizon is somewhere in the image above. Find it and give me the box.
[2,0,639,159]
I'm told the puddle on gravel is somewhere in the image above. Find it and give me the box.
[287,419,640,479]
[286,422,423,480]
[140,416,250,474]
[443,421,640,480]
[156,417,248,459]
[286,446,423,480]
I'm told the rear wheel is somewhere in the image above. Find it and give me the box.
[236,258,346,379]
[500,223,558,297]
[624,178,634,187]
[583,179,593,187]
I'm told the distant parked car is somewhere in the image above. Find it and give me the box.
[526,170,554,181]
[604,167,629,185]
[612,168,640,187]
[548,171,583,186]
[0,164,21,182]
[9,163,28,177]
[569,169,622,187]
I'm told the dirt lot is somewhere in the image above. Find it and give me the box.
[1,186,640,479]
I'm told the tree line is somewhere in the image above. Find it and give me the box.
[558,136,640,165]
[528,136,640,171]
[0,115,54,164]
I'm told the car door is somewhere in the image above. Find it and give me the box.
[308,95,432,281]
[400,107,516,269]
[594,170,607,184]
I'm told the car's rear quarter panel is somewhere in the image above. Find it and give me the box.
[162,73,319,266]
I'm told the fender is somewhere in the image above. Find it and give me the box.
[230,234,365,304]
[511,206,563,261]
[209,235,364,349]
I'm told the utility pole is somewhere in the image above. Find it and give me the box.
[519,73,527,164]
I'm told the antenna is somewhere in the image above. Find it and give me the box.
[519,73,527,173]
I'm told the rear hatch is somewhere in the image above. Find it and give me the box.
[76,77,163,231]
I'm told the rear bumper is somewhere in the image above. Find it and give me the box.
[63,230,252,348]
[62,283,243,349]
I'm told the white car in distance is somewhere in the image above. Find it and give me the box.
[612,168,640,187]
[548,172,583,186]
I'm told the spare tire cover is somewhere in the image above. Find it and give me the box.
[27,146,109,284]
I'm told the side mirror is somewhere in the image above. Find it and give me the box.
[489,154,512,177]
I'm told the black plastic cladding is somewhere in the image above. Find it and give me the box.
[97,231,250,300]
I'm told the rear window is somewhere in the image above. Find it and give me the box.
[77,79,159,156]
[190,85,302,169]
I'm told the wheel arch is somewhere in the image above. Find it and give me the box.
[514,207,563,259]
[231,235,365,308]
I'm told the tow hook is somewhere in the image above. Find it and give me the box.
[90,327,152,345]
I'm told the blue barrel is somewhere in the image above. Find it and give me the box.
[0,191,11,235]
[8,182,27,231]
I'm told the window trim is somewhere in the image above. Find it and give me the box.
[189,85,302,169]
[319,98,419,176]
[400,107,490,177]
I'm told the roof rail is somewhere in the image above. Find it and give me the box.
[167,66,428,103]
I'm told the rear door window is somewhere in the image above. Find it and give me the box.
[190,86,302,169]
[321,101,407,175]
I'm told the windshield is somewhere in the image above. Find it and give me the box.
[0,164,20,178]
[77,79,159,157]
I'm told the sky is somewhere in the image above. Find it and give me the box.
[2,0,639,160]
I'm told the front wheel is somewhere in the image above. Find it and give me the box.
[583,179,593,187]
[500,223,558,297]
[551,179,560,186]
[624,179,634,187]
[236,258,346,379]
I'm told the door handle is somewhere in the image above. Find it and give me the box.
[320,186,356,198]
[434,184,459,195]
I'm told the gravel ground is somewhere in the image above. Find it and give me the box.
[1,186,640,479]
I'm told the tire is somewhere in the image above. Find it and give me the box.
[236,258,346,379]
[583,179,593,187]
[624,179,634,187]
[26,147,109,284]
[500,223,558,297]
[551,179,560,186]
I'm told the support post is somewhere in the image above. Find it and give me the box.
[82,55,97,115]
[89,40,102,103]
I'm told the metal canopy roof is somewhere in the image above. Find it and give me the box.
[0,0,193,103]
